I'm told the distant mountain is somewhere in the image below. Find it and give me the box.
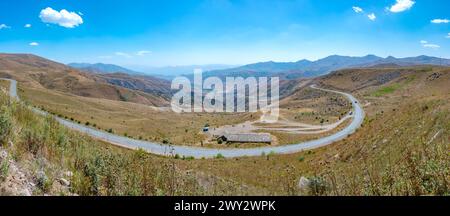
[68,63,141,75]
[362,55,450,67]
[204,55,450,80]
[128,64,239,79]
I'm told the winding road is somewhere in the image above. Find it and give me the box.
[1,78,365,158]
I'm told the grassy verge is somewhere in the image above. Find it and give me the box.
[371,75,416,97]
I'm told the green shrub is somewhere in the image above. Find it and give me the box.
[36,170,52,193]
[0,106,12,145]
[20,126,45,155]
[308,176,328,195]
[0,159,9,182]
[185,156,195,160]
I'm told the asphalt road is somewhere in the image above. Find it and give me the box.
[1,78,365,158]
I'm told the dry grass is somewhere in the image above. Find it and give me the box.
[0,92,261,195]
[2,66,448,196]
[19,85,257,146]
[19,81,351,147]
[178,67,450,195]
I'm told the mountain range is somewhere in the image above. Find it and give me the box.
[202,55,450,79]
[69,55,450,81]
[68,63,142,75]
[68,63,238,80]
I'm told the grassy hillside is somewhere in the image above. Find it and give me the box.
[18,78,351,147]
[1,66,448,196]
[0,92,258,195]
[18,84,257,146]
[185,67,449,195]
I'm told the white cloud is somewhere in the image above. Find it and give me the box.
[446,33,450,38]
[0,24,11,29]
[115,52,133,58]
[39,7,83,28]
[29,42,39,46]
[420,41,440,49]
[24,24,32,28]
[136,50,152,56]
[389,0,415,13]
[431,19,449,24]
[352,6,363,13]
[423,44,440,49]
[368,13,377,21]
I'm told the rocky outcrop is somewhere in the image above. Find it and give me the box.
[0,149,33,196]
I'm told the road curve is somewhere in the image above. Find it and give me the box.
[1,78,365,158]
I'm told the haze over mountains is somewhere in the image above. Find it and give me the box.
[68,63,142,75]
[70,55,450,81]
[68,63,238,80]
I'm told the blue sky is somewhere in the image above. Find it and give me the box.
[0,0,449,67]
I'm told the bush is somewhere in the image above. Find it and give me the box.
[0,106,12,145]
[308,176,328,195]
[215,153,224,159]
[21,127,45,155]
[0,159,9,182]
[36,170,52,193]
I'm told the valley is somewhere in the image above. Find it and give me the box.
[0,54,448,196]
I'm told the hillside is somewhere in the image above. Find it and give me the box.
[96,73,172,98]
[1,65,448,196]
[0,54,169,106]
[0,91,248,196]
[187,66,450,195]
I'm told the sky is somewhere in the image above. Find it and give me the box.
[0,0,449,67]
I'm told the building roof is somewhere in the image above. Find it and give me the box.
[221,133,272,143]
